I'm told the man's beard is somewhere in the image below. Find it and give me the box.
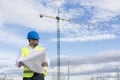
[33,43,38,47]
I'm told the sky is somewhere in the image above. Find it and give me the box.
[0,0,120,80]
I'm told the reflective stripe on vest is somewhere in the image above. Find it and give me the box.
[21,46,44,78]
[24,70,33,73]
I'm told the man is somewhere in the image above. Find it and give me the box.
[16,31,49,80]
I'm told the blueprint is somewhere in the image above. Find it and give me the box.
[21,49,47,73]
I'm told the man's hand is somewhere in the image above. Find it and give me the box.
[18,61,24,67]
[41,62,48,67]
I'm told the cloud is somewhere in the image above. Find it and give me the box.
[0,51,22,77]
[80,0,120,22]
[51,34,117,42]
[96,73,117,79]
[43,0,65,8]
[0,30,27,47]
[1,48,120,77]
[49,62,120,76]
[93,0,120,12]
[0,0,59,32]
[0,13,4,27]
[0,51,18,65]
[0,0,120,42]
[50,50,120,66]
[69,66,117,76]
[48,50,120,76]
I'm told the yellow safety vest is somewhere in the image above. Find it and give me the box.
[21,46,47,78]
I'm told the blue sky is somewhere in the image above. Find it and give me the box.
[0,0,120,80]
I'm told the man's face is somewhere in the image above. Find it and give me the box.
[29,39,39,47]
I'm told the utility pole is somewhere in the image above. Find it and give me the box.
[40,10,70,80]
[117,65,119,80]
[68,61,70,80]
